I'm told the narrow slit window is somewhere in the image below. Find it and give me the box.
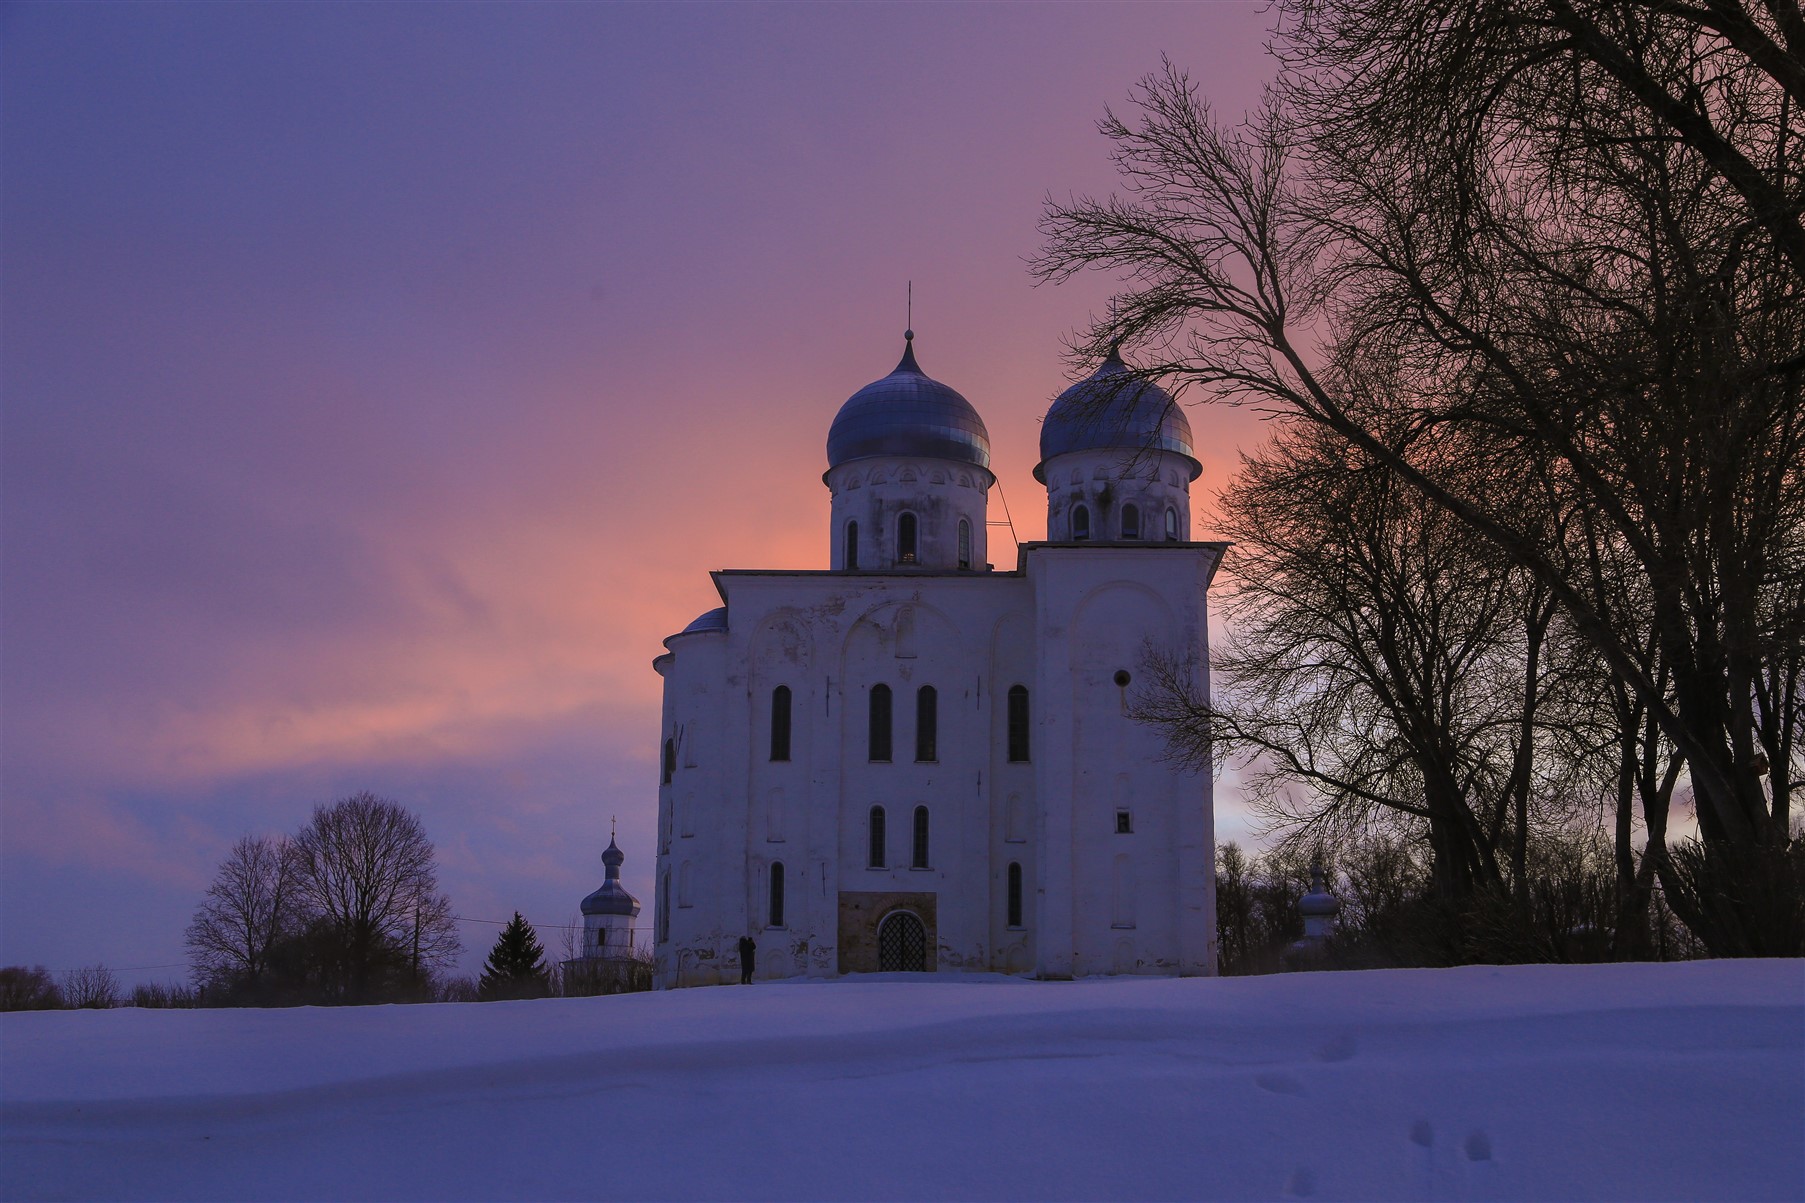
[898,512,918,563]
[915,685,937,762]
[658,873,670,940]
[845,520,860,569]
[1116,809,1133,834]
[662,738,676,784]
[957,519,972,569]
[1007,685,1030,762]
[912,805,930,869]
[1165,507,1179,541]
[869,684,893,762]
[768,861,785,928]
[1072,504,1091,541]
[1007,862,1023,927]
[1122,504,1141,540]
[869,805,887,868]
[770,686,792,761]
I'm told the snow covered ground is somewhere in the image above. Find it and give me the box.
[2,961,1800,1202]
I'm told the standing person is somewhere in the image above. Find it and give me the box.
[738,935,756,985]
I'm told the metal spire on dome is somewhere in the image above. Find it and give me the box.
[895,281,922,374]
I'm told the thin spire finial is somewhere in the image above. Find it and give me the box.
[610,815,616,840]
[906,280,913,341]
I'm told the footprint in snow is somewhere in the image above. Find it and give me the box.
[1463,1129,1500,1201]
[1314,1032,1357,1062]
[1409,1120,1439,1199]
[1255,1071,1306,1096]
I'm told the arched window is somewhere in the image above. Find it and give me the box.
[915,685,937,762]
[770,686,792,761]
[898,512,918,563]
[1006,791,1026,842]
[769,862,786,928]
[869,805,887,868]
[1072,504,1091,541]
[1007,862,1024,928]
[845,520,860,569]
[957,519,972,569]
[1165,506,1179,541]
[662,738,676,784]
[678,861,693,907]
[1122,503,1141,539]
[658,872,670,940]
[912,805,930,869]
[1007,685,1030,762]
[1112,853,1134,928]
[869,684,893,761]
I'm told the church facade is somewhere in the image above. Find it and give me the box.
[651,332,1224,986]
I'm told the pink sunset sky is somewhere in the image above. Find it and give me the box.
[3,2,1281,981]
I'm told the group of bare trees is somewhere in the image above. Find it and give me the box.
[186,792,459,1004]
[1042,0,1802,957]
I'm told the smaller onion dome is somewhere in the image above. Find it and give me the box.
[1035,346,1200,482]
[826,334,992,472]
[1299,864,1340,919]
[678,607,727,636]
[580,837,641,918]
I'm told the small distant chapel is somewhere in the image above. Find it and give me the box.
[651,330,1224,987]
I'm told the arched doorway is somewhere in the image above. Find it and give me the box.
[877,910,927,972]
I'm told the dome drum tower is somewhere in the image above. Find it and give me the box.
[1035,347,1201,544]
[825,334,995,571]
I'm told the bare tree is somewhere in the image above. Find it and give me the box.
[185,834,296,996]
[1036,4,1803,949]
[61,964,118,1009]
[288,792,459,1002]
[0,965,63,1011]
[1140,418,1563,906]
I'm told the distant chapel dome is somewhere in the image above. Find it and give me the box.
[826,334,991,472]
[1034,346,1201,483]
[580,837,640,918]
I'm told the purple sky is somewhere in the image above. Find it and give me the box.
[3,2,1277,982]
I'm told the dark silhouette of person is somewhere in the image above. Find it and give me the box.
[738,935,756,984]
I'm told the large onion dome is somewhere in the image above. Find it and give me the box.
[826,334,991,472]
[580,837,640,918]
[1034,346,1200,482]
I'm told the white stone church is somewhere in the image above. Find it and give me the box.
[651,330,1224,987]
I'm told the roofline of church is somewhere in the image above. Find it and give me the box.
[706,540,1231,601]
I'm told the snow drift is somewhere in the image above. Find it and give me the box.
[3,961,1800,1201]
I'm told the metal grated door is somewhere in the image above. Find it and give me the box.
[878,911,927,972]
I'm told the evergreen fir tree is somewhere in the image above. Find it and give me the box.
[478,912,550,1001]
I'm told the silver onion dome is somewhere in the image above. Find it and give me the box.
[580,837,641,918]
[826,334,991,472]
[1034,347,1200,483]
[1299,864,1340,919]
